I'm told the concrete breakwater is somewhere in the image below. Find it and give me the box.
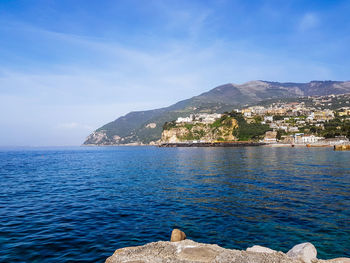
[159,142,266,147]
[334,144,350,151]
[106,229,349,263]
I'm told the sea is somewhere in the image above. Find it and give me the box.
[0,146,349,262]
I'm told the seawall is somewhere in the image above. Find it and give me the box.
[159,142,266,147]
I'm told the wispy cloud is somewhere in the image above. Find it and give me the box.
[298,13,319,32]
[56,122,93,130]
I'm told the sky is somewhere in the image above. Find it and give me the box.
[0,0,349,146]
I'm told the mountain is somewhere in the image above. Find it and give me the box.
[83,80,350,145]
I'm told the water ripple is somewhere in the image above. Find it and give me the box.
[0,146,349,262]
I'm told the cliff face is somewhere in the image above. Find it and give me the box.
[161,116,238,143]
[84,131,123,145]
[84,130,137,145]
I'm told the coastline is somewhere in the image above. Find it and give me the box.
[82,143,349,149]
[81,143,154,147]
[264,144,333,148]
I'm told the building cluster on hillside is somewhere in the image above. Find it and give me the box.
[239,94,350,145]
[173,94,350,146]
[176,113,222,124]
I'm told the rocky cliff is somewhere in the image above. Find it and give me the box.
[161,115,238,143]
[161,112,271,143]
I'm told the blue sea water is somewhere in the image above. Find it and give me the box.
[0,146,349,262]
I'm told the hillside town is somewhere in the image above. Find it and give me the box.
[171,93,350,146]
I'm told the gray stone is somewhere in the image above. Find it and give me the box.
[287,242,317,263]
[247,245,277,253]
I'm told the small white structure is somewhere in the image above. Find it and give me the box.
[197,113,222,124]
[250,106,267,115]
[176,114,194,123]
[264,116,273,122]
[269,123,278,129]
[301,135,323,144]
[175,113,222,124]
[306,116,314,122]
[295,134,323,144]
[288,127,299,132]
[243,111,252,117]
[279,125,288,131]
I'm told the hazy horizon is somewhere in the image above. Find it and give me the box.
[1,0,350,146]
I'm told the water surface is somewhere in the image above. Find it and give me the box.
[0,146,349,262]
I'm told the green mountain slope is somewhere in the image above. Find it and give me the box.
[83,80,350,145]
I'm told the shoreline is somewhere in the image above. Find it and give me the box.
[264,143,333,148]
[81,143,154,147]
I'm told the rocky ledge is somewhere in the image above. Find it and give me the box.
[106,229,349,263]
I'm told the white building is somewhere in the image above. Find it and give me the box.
[295,134,324,144]
[176,113,221,124]
[176,114,194,123]
[264,116,273,122]
[288,127,299,132]
[250,106,267,115]
[197,113,222,124]
[301,135,323,144]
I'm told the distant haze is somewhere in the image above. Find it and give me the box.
[0,0,350,146]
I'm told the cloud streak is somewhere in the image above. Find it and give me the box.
[298,13,319,32]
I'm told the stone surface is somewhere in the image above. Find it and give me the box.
[106,239,311,263]
[287,242,317,263]
[106,238,350,263]
[320,259,350,263]
[170,229,186,242]
[247,245,277,253]
[145,123,157,129]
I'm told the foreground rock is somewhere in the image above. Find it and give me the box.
[106,229,350,263]
[287,243,317,263]
[106,239,350,263]
[106,239,285,263]
[170,229,187,242]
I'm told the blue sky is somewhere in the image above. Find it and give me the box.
[0,0,349,146]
